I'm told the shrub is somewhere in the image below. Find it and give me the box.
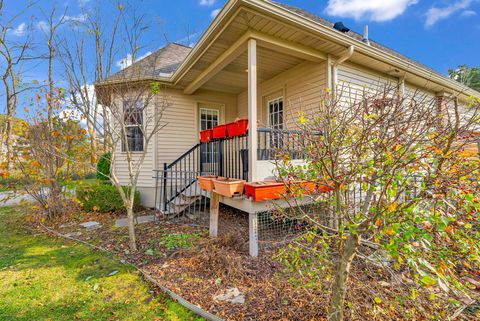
[76,183,141,212]
[0,175,29,191]
[84,172,97,180]
[96,152,111,182]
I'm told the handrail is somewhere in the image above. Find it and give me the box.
[167,143,201,169]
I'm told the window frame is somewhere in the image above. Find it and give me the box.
[122,99,145,153]
[199,107,220,131]
[267,97,284,149]
[267,97,284,130]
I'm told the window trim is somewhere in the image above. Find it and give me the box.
[122,99,145,153]
[199,107,220,131]
[267,96,284,129]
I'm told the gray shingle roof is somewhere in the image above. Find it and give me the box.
[100,1,450,86]
[273,2,440,75]
[102,43,192,83]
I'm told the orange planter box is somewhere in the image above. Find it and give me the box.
[197,175,225,191]
[286,180,316,194]
[317,184,334,193]
[213,178,245,197]
[245,181,286,201]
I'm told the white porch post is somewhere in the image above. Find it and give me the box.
[248,38,258,182]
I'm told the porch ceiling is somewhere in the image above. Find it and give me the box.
[196,46,305,94]
[176,6,335,95]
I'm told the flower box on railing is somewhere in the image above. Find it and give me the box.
[245,180,286,201]
[212,124,227,139]
[227,119,248,137]
[200,129,213,142]
[213,178,245,197]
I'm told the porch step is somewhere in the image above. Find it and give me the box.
[171,196,201,207]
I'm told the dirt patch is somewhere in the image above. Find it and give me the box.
[36,208,479,321]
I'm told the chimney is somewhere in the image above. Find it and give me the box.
[362,25,370,45]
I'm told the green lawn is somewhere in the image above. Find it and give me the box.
[0,206,203,321]
[62,178,98,190]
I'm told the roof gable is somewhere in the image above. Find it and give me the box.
[105,43,192,82]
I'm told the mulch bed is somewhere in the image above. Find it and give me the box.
[35,207,479,321]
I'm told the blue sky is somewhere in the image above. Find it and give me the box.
[1,0,480,117]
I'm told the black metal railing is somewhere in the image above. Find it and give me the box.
[154,128,316,213]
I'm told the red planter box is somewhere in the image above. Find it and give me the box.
[227,119,249,137]
[212,124,227,139]
[245,180,286,201]
[200,129,213,142]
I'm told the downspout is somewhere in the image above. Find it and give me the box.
[332,45,354,96]
[398,76,405,97]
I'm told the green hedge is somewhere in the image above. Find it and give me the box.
[76,184,141,212]
[96,152,111,182]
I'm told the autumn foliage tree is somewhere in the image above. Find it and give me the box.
[276,86,480,320]
[14,88,89,218]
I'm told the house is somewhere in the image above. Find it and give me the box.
[95,0,480,255]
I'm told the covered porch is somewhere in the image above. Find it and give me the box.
[154,32,331,256]
[182,32,328,182]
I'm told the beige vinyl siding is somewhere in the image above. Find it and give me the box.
[336,62,399,105]
[113,88,237,188]
[113,92,157,188]
[237,60,328,128]
[157,88,238,166]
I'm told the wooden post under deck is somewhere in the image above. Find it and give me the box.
[248,38,258,182]
[209,191,220,237]
[249,212,259,257]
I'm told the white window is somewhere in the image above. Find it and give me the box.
[199,108,219,131]
[123,99,144,152]
[268,97,284,148]
[199,108,220,165]
[268,97,284,130]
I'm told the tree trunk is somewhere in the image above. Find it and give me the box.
[329,233,360,321]
[126,204,137,252]
[4,113,13,169]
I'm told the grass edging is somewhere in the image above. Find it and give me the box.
[38,221,224,321]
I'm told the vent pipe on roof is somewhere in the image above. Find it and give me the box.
[333,22,350,33]
[362,25,370,45]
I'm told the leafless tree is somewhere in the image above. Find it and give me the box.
[58,1,121,165]
[37,3,67,129]
[60,0,166,252]
[0,1,36,168]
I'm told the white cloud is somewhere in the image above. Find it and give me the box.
[200,0,215,6]
[425,0,473,27]
[10,22,26,36]
[325,0,418,22]
[116,51,152,70]
[62,13,88,23]
[36,20,49,32]
[461,9,477,16]
[210,8,221,18]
